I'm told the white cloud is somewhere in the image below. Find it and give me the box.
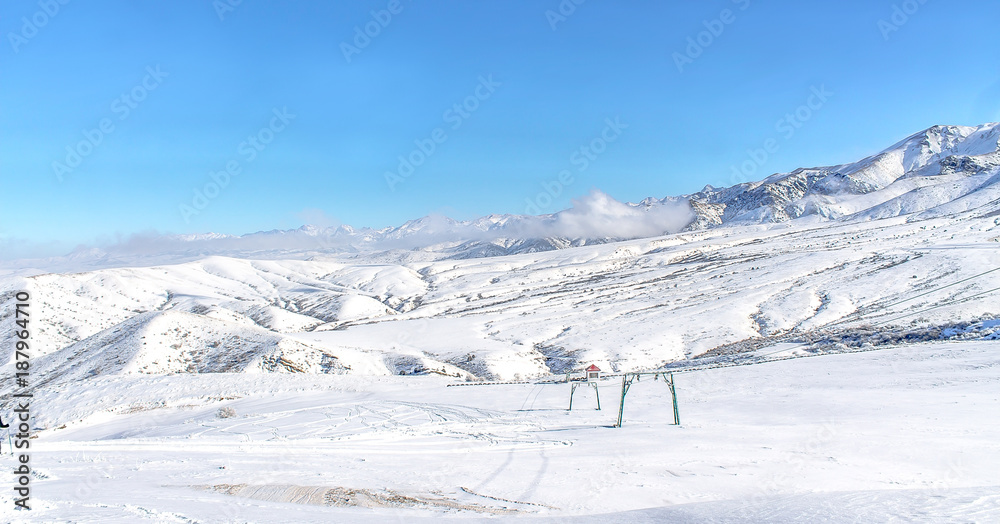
[521,189,694,240]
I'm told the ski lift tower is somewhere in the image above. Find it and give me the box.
[568,365,602,411]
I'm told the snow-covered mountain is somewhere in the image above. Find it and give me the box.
[5,200,999,383]
[669,123,1000,227]
[6,124,1000,523]
[20,123,997,273]
[3,123,1000,384]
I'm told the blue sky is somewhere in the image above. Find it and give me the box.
[2,0,999,257]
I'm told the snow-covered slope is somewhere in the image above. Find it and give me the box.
[4,123,1000,384]
[7,203,999,383]
[10,341,1000,521]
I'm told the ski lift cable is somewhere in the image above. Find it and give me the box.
[870,285,1000,327]
[823,266,1000,329]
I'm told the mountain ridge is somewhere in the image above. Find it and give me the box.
[125,122,1000,250]
[7,123,1000,274]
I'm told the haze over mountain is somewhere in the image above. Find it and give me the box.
[13,122,995,275]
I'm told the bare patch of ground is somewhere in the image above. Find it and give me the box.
[195,483,524,514]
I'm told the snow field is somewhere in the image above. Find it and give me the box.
[4,341,998,522]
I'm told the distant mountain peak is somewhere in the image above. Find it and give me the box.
[15,123,1000,272]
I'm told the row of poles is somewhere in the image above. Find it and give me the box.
[566,372,680,428]
[615,372,680,428]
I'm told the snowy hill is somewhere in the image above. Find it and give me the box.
[4,124,1000,384]
[6,205,999,384]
